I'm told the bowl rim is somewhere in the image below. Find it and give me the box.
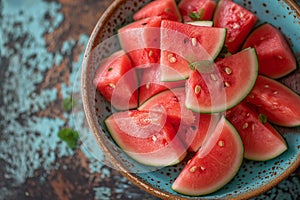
[81,0,300,199]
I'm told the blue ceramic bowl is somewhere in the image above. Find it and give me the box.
[82,0,300,199]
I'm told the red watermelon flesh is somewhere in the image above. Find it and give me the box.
[93,50,138,110]
[213,0,257,53]
[245,75,300,127]
[133,0,182,22]
[118,16,162,68]
[105,110,187,166]
[139,88,195,127]
[172,117,243,196]
[139,87,220,152]
[160,20,226,81]
[185,48,258,113]
[139,64,185,105]
[138,88,196,150]
[160,51,191,81]
[182,113,222,152]
[243,23,297,78]
[226,102,287,161]
[178,0,216,22]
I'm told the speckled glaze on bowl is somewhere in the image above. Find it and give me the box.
[82,0,300,199]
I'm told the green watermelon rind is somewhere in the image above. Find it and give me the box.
[171,118,244,196]
[224,48,259,112]
[160,67,190,82]
[185,48,259,114]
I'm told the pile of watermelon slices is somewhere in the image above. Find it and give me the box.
[93,0,300,196]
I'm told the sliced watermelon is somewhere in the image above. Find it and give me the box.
[213,0,257,53]
[139,87,221,152]
[118,16,162,68]
[185,48,258,113]
[139,64,185,105]
[105,110,187,166]
[160,20,226,81]
[160,51,191,81]
[93,50,138,110]
[226,102,287,161]
[243,23,297,78]
[133,0,182,22]
[172,117,243,196]
[246,75,300,127]
[184,113,222,152]
[178,0,216,22]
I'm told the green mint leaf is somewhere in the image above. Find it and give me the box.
[189,12,201,20]
[58,128,79,149]
[62,97,76,112]
[219,45,232,58]
[258,113,268,124]
[189,9,204,20]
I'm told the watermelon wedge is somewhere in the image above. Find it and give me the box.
[133,0,182,22]
[139,64,185,105]
[213,0,257,53]
[139,88,195,127]
[226,102,287,161]
[118,16,162,68]
[105,110,187,166]
[172,117,243,196]
[243,23,297,78]
[178,0,216,22]
[139,87,221,152]
[160,20,226,81]
[246,75,300,127]
[93,50,138,110]
[184,113,222,152]
[160,51,191,81]
[185,48,258,113]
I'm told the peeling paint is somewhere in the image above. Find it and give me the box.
[0,0,107,186]
[94,187,111,200]
[0,0,66,184]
